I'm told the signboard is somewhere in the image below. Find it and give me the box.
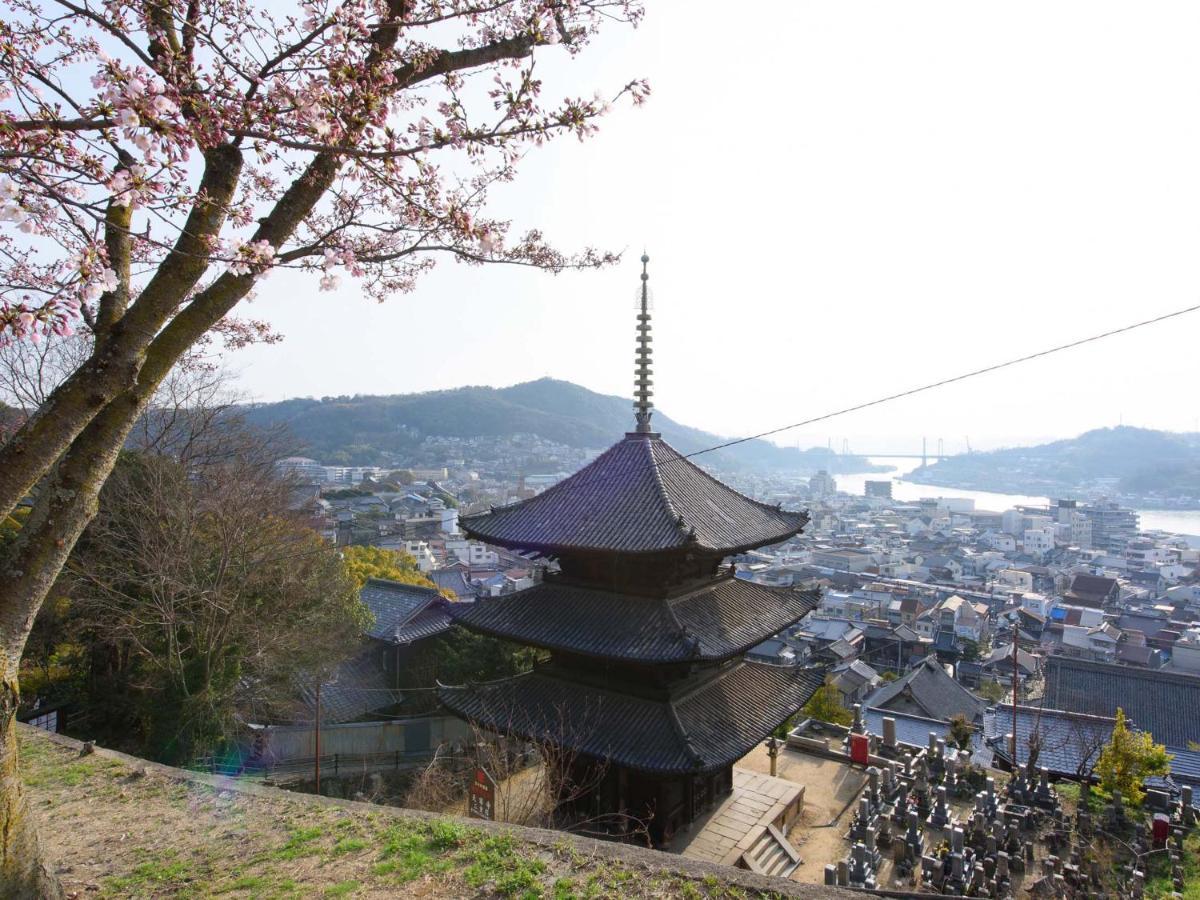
[468,766,497,821]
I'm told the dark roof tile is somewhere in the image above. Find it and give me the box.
[461,434,807,556]
[864,656,987,723]
[1043,655,1200,749]
[439,662,823,774]
[359,578,450,643]
[450,579,818,663]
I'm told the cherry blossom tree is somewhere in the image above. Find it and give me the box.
[0,0,645,893]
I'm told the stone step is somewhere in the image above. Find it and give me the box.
[741,824,801,879]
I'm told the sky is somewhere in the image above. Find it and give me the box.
[231,1,1200,454]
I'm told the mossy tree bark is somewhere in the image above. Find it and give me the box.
[0,44,367,900]
[0,662,63,898]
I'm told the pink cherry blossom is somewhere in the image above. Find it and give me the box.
[0,0,646,343]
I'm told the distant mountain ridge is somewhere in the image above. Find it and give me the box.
[239,378,878,473]
[912,426,1200,500]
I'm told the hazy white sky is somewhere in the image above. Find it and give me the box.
[232,1,1200,453]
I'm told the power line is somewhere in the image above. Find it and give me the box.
[673,301,1200,464]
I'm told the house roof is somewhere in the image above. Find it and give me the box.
[359,578,452,644]
[460,433,808,556]
[1067,574,1119,605]
[832,659,878,688]
[299,647,402,724]
[428,567,477,599]
[863,707,982,752]
[438,661,823,775]
[1115,643,1160,667]
[1043,655,1200,749]
[981,644,1039,675]
[796,618,860,643]
[452,579,817,664]
[864,656,987,723]
[1116,612,1175,639]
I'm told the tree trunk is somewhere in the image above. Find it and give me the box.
[0,662,64,899]
[0,393,147,898]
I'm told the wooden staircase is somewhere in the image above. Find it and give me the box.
[740,823,801,878]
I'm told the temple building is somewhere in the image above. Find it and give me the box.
[439,255,824,846]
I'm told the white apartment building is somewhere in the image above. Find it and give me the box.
[1173,627,1200,673]
[444,538,499,568]
[997,568,1034,592]
[403,541,437,573]
[1023,527,1055,556]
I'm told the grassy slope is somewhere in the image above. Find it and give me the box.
[19,727,802,900]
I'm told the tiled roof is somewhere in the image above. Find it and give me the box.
[299,648,401,724]
[359,578,451,644]
[460,434,807,556]
[864,656,987,723]
[863,707,982,752]
[1043,655,1200,749]
[981,644,1039,675]
[449,579,819,664]
[394,605,453,644]
[984,705,1114,777]
[438,662,823,775]
[429,567,478,599]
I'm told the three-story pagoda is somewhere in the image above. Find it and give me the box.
[439,256,823,845]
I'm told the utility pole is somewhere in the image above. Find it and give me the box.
[315,680,322,794]
[1010,628,1019,764]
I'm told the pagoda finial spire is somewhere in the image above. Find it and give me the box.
[633,252,654,433]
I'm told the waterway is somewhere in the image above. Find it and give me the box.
[838,457,1200,542]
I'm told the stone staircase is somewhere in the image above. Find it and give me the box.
[740,822,802,878]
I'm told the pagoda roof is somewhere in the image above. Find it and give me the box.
[438,661,823,775]
[461,433,808,556]
[449,578,820,664]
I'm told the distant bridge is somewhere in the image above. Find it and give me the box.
[827,437,969,464]
[854,452,960,460]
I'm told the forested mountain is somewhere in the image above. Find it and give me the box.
[912,426,1200,498]
[239,378,878,473]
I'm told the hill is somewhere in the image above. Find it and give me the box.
[911,426,1200,501]
[239,378,881,474]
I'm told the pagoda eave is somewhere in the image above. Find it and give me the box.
[438,661,824,776]
[458,432,809,559]
[448,579,821,665]
[459,519,810,560]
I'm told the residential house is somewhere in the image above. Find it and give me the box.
[863,656,988,724]
[1063,574,1120,610]
[830,659,881,708]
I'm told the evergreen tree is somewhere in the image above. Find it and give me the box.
[801,682,853,727]
[1095,708,1172,805]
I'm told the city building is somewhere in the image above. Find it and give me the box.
[1079,501,1140,554]
[864,480,892,499]
[809,469,837,498]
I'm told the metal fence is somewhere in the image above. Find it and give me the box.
[192,746,457,781]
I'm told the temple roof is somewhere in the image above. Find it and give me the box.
[449,578,819,664]
[1043,654,1200,749]
[461,433,808,556]
[438,661,823,775]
